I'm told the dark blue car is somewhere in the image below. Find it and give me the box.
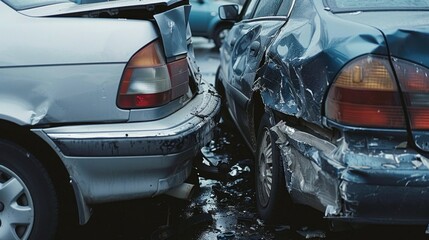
[217,0,429,229]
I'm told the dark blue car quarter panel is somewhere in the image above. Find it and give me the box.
[254,0,429,223]
[336,11,429,69]
[336,11,429,154]
[257,0,388,126]
[382,21,429,155]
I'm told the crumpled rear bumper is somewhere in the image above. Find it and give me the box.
[33,81,220,204]
[273,121,429,225]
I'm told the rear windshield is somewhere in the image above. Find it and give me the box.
[2,0,71,10]
[326,0,429,12]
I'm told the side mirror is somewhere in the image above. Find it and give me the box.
[219,4,239,21]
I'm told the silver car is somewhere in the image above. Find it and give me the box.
[0,0,220,239]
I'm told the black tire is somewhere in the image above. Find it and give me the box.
[255,113,292,223]
[0,140,58,240]
[213,24,231,49]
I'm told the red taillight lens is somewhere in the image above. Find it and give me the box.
[168,58,189,99]
[117,40,189,109]
[393,59,429,130]
[325,55,406,128]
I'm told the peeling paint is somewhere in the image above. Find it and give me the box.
[30,100,50,125]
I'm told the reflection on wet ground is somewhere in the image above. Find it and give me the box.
[180,125,274,240]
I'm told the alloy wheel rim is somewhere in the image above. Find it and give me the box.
[0,165,34,240]
[257,128,273,207]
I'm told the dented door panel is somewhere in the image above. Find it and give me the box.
[223,18,287,142]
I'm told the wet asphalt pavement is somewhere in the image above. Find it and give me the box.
[59,38,429,240]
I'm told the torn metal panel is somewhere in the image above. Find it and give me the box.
[272,121,341,213]
[258,0,387,125]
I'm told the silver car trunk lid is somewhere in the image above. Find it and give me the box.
[20,0,192,61]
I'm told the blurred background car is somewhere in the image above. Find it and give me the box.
[0,0,219,239]
[216,0,429,231]
[189,0,239,49]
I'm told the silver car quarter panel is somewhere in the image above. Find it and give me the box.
[0,64,129,125]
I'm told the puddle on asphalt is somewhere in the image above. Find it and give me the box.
[177,124,278,240]
[167,123,323,240]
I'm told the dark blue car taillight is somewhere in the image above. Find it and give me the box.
[325,55,407,129]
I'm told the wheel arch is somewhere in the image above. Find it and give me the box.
[248,54,277,149]
[0,120,79,226]
[249,90,276,152]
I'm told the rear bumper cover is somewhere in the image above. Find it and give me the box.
[33,81,220,203]
[337,169,429,224]
[272,121,429,225]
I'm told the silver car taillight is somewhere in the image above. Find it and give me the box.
[117,40,189,109]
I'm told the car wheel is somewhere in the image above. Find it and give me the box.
[255,113,292,223]
[213,24,230,49]
[0,140,58,240]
